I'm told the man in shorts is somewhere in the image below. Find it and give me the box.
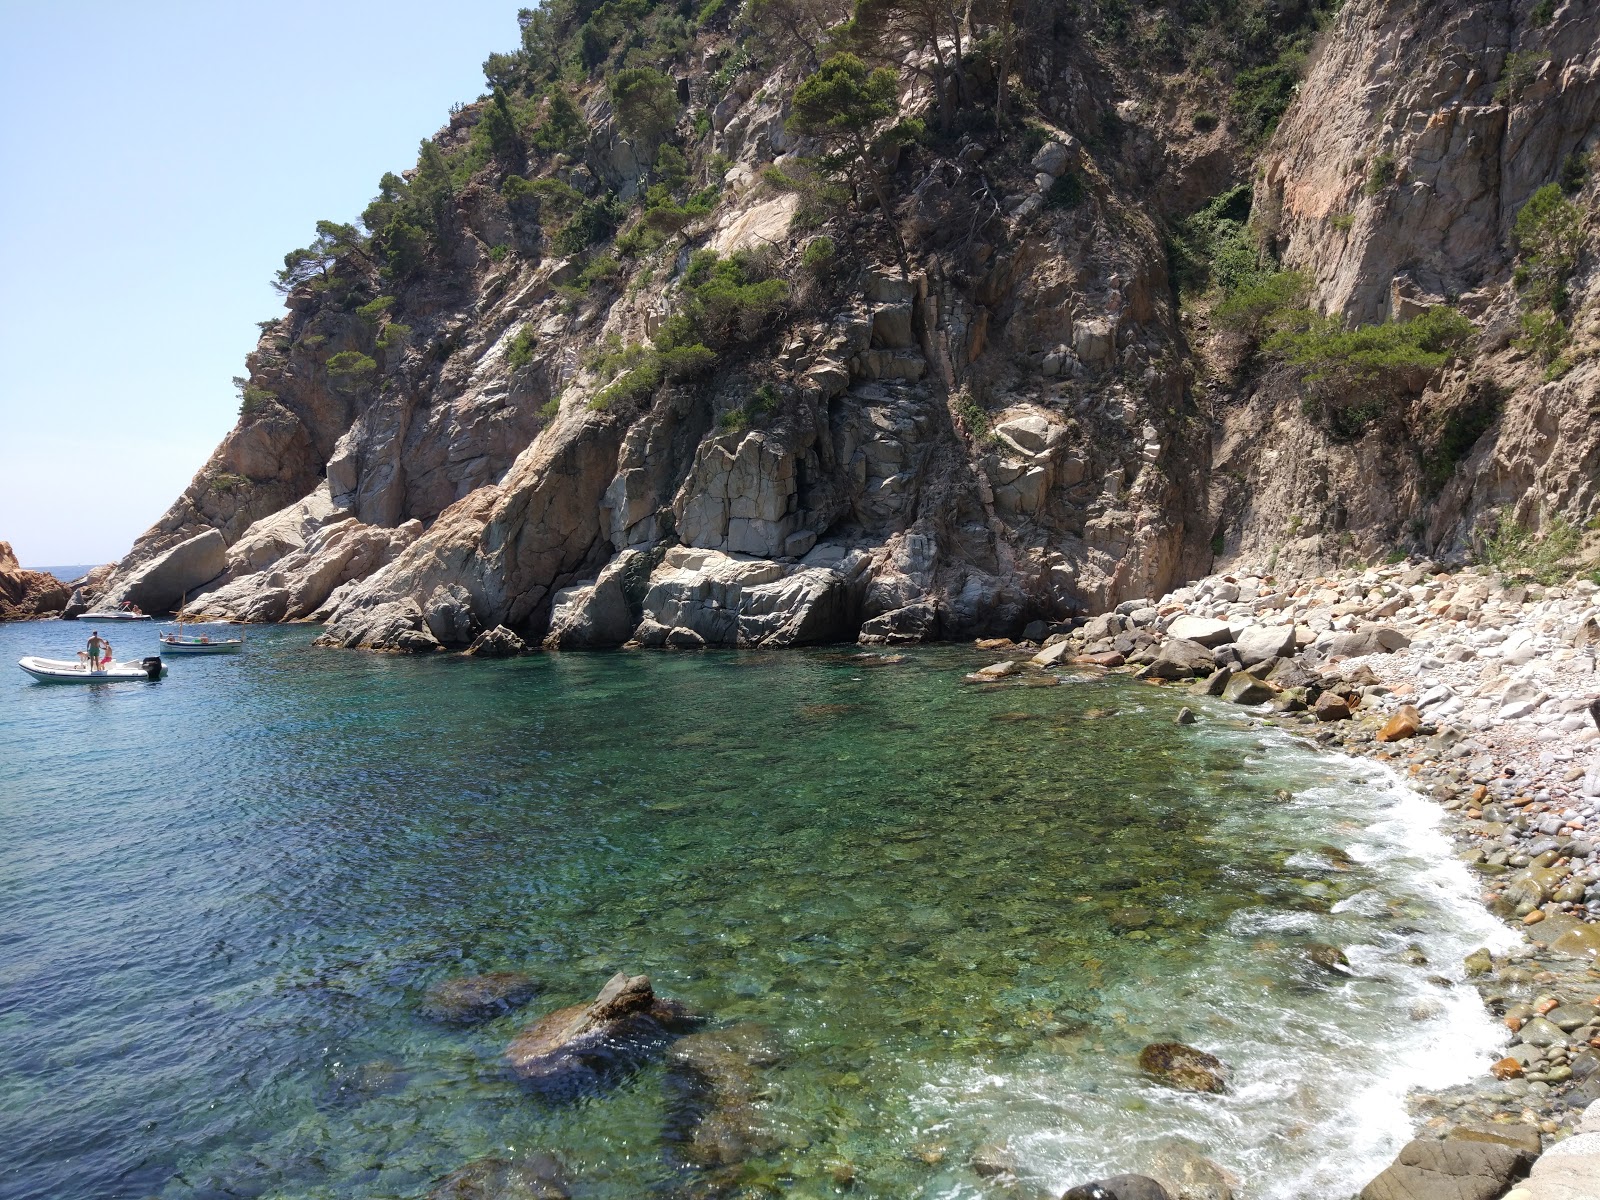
[86,630,105,672]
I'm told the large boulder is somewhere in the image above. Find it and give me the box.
[1358,1135,1530,1200]
[635,547,854,648]
[544,549,650,649]
[466,625,530,658]
[1166,616,1235,647]
[1319,625,1411,659]
[505,972,695,1100]
[1233,624,1296,668]
[110,528,229,614]
[1139,637,1217,680]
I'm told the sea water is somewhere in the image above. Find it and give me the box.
[0,621,1510,1200]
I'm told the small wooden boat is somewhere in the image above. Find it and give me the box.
[158,632,243,655]
[77,611,153,621]
[18,655,166,682]
[162,593,244,654]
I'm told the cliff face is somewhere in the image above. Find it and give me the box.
[92,0,1600,648]
[0,544,70,621]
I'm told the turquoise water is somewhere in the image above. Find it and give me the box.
[0,620,1506,1200]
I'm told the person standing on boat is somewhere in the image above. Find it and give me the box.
[85,631,105,672]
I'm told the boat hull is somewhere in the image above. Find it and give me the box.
[76,612,153,621]
[18,656,166,682]
[159,639,243,655]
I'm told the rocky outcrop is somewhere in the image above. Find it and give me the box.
[504,972,694,1100]
[0,543,70,621]
[101,528,228,614]
[83,0,1600,650]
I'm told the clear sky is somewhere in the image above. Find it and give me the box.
[0,1,523,569]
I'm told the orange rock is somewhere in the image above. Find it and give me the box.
[1376,705,1423,743]
[1524,910,1547,925]
[1471,785,1488,802]
[1505,1016,1523,1032]
[1490,1057,1524,1080]
[1536,998,1560,1015]
[1466,809,1482,820]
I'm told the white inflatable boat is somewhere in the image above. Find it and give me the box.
[76,611,153,621]
[18,656,166,682]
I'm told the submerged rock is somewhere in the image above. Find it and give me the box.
[427,1154,569,1200]
[420,971,539,1023]
[1137,1042,1230,1093]
[663,1022,784,1174]
[1062,1174,1172,1200]
[1148,1138,1236,1200]
[506,972,695,1099]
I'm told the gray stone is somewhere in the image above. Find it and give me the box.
[465,625,529,658]
[1062,1175,1171,1200]
[110,528,229,614]
[1358,1136,1529,1200]
[1167,616,1235,647]
[1223,673,1274,705]
[1141,637,1218,680]
[1234,624,1297,668]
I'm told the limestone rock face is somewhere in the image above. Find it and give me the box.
[0,543,71,621]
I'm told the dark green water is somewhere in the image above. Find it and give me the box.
[0,622,1506,1200]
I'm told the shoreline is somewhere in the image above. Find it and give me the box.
[1014,559,1600,1198]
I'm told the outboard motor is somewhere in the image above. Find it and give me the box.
[141,656,163,681]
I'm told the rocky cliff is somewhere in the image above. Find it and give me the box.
[0,543,70,621]
[88,0,1600,649]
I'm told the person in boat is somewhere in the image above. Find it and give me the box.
[85,631,105,672]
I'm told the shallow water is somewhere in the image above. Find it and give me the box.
[0,621,1509,1200]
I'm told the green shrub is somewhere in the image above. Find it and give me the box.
[375,322,411,353]
[1266,306,1476,436]
[1364,151,1396,195]
[1512,183,1585,309]
[1045,171,1086,209]
[1329,213,1355,232]
[1212,270,1311,335]
[506,325,539,370]
[1230,50,1305,143]
[1517,306,1571,364]
[356,295,395,321]
[326,350,378,394]
[211,472,249,494]
[1192,110,1218,132]
[538,393,563,422]
[488,244,510,263]
[1169,184,1256,295]
[530,89,587,154]
[1496,50,1549,102]
[718,407,750,432]
[1419,385,1501,495]
[237,384,276,419]
[1560,150,1590,195]
[676,249,790,346]
[1482,510,1582,583]
[609,67,680,147]
[801,235,836,275]
[553,197,624,255]
[1532,0,1556,26]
